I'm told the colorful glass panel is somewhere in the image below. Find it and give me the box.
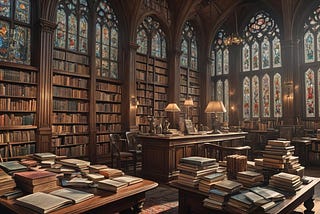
[55,8,66,49]
[261,37,270,69]
[317,33,320,61]
[252,76,260,117]
[274,73,282,117]
[272,37,282,67]
[191,40,197,69]
[252,41,259,70]
[210,51,215,77]
[216,49,222,75]
[12,25,30,64]
[181,21,197,69]
[0,21,10,60]
[68,13,77,51]
[180,39,188,67]
[262,74,270,117]
[305,69,315,117]
[161,38,166,58]
[216,80,223,101]
[224,80,229,122]
[243,77,251,118]
[0,0,10,18]
[15,0,30,23]
[152,32,160,57]
[242,43,250,71]
[304,31,315,63]
[79,17,88,53]
[223,49,229,74]
[137,30,147,54]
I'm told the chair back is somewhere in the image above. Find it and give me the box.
[203,143,251,161]
[125,132,138,150]
[110,134,122,157]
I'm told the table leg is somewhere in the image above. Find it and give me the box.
[304,197,314,214]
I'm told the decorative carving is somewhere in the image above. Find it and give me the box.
[40,18,57,33]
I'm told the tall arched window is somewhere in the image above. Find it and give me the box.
[302,4,320,118]
[135,16,168,133]
[241,11,282,120]
[210,29,229,122]
[0,0,31,64]
[180,21,200,124]
[96,0,119,79]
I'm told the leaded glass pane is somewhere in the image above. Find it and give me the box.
[181,21,197,70]
[110,62,118,79]
[224,80,229,122]
[317,32,320,61]
[217,80,223,101]
[180,39,188,67]
[0,21,10,60]
[152,32,161,57]
[79,17,88,53]
[243,77,251,118]
[95,23,101,57]
[12,25,30,64]
[55,8,66,49]
[272,37,282,67]
[252,41,259,70]
[68,13,77,50]
[191,40,197,69]
[252,75,260,117]
[216,49,222,76]
[137,30,147,54]
[304,31,315,63]
[110,47,117,61]
[0,0,10,17]
[15,0,30,23]
[305,69,315,117]
[210,51,215,77]
[274,73,282,117]
[261,37,270,69]
[242,43,250,71]
[262,74,270,117]
[161,38,166,58]
[223,49,229,74]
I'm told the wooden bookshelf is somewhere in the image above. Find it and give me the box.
[0,67,37,159]
[51,50,90,158]
[135,53,168,133]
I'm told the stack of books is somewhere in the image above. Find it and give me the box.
[268,172,302,195]
[97,178,128,192]
[55,158,90,170]
[33,152,57,168]
[14,170,58,193]
[213,179,243,195]
[254,158,264,171]
[226,191,256,214]
[226,155,247,179]
[198,172,226,192]
[0,161,28,175]
[98,168,124,178]
[236,171,264,187]
[286,156,305,177]
[88,164,108,173]
[0,168,16,196]
[61,177,93,187]
[177,156,218,188]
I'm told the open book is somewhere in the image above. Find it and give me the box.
[50,188,94,204]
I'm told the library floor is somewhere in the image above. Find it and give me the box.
[139,166,320,214]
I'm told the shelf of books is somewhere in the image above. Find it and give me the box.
[136,54,168,133]
[0,66,37,159]
[180,67,200,124]
[95,79,122,158]
[51,50,89,158]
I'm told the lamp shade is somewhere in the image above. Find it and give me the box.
[205,101,227,113]
[164,103,181,112]
[184,98,194,106]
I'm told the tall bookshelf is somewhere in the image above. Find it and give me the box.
[180,67,200,125]
[51,50,90,158]
[136,54,168,133]
[0,65,37,159]
[95,78,122,159]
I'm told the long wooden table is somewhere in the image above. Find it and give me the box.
[0,179,158,214]
[170,177,320,214]
[137,132,247,183]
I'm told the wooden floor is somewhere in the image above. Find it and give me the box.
[140,166,320,214]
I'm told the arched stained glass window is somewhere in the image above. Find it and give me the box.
[137,16,166,59]
[305,69,315,117]
[55,0,88,53]
[96,0,119,79]
[181,21,198,69]
[241,11,282,120]
[0,0,31,64]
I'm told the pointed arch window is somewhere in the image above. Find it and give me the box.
[241,11,282,120]
[180,21,198,70]
[0,0,31,64]
[95,0,119,79]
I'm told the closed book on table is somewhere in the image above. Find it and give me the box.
[14,171,57,186]
[180,156,216,166]
[97,179,128,192]
[16,192,72,214]
[50,188,94,204]
[112,175,143,185]
[18,180,58,193]
[0,161,27,174]
[213,179,243,193]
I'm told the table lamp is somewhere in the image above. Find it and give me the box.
[205,101,226,133]
[164,103,181,132]
[184,97,194,120]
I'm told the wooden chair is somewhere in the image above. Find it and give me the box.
[203,143,251,161]
[109,134,134,172]
[125,131,142,175]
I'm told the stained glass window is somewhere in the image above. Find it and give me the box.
[180,21,198,69]
[210,50,215,77]
[216,50,222,75]
[55,0,88,53]
[95,0,119,79]
[305,69,315,117]
[211,29,229,76]
[0,0,31,64]
[217,80,223,101]
[304,31,315,63]
[137,16,166,59]
[241,11,282,120]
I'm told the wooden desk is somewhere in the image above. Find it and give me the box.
[0,179,158,214]
[170,177,320,214]
[137,132,247,183]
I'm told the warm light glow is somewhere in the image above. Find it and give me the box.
[164,103,181,112]
[205,101,227,113]
[224,33,243,46]
[184,98,194,106]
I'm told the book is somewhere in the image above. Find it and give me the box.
[2,189,23,199]
[16,192,72,214]
[86,173,105,182]
[33,153,57,160]
[201,172,226,182]
[97,179,128,192]
[99,168,124,178]
[180,156,216,166]
[61,177,93,187]
[0,161,28,174]
[18,180,58,193]
[213,179,243,194]
[14,171,57,186]
[50,188,94,204]
[56,159,90,168]
[112,175,143,185]
[89,164,108,173]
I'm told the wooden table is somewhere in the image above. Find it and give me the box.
[0,179,158,214]
[137,132,248,183]
[170,177,320,214]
